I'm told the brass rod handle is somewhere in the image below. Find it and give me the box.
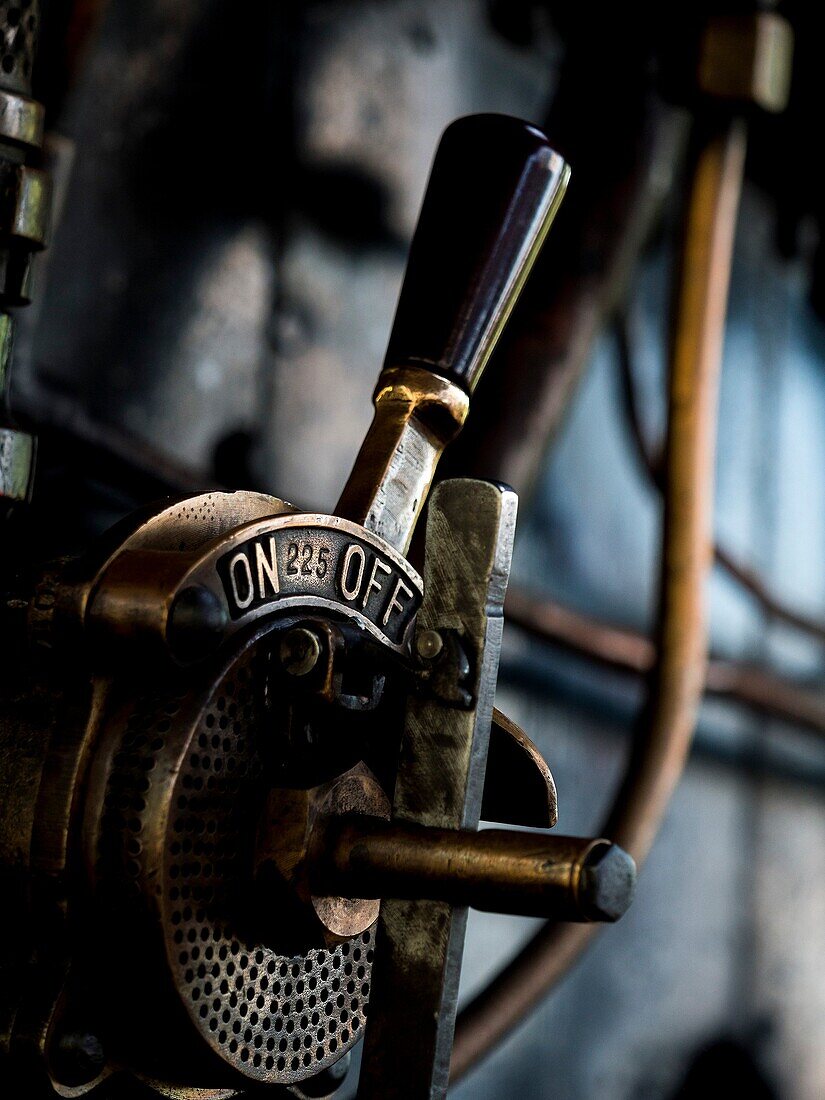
[383,113,570,394]
[315,818,635,923]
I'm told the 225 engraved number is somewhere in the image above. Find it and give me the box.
[285,541,331,579]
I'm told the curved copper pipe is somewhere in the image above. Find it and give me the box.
[451,119,747,1082]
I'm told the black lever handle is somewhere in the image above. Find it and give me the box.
[337,114,569,553]
[382,113,569,394]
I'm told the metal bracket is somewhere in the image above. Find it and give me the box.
[357,478,517,1099]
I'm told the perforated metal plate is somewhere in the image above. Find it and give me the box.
[0,0,37,95]
[91,633,373,1087]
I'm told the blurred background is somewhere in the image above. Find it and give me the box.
[13,1,825,1096]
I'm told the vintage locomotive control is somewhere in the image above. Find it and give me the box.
[0,111,636,1099]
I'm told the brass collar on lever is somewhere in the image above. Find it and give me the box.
[335,365,469,556]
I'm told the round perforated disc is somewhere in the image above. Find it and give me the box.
[93,634,373,1087]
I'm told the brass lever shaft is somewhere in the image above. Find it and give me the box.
[315,818,635,923]
[336,115,569,554]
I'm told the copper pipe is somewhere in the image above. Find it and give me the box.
[503,588,825,742]
[615,318,825,648]
[451,119,747,1081]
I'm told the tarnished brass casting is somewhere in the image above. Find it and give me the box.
[0,102,52,306]
[318,821,634,923]
[0,67,49,507]
[256,765,391,942]
[5,163,50,249]
[0,419,33,502]
[3,113,591,1100]
[358,478,518,1099]
[0,7,49,510]
[698,12,793,113]
[31,494,423,662]
[483,707,558,829]
[0,315,35,504]
[336,367,469,554]
[75,622,385,1090]
[0,89,45,150]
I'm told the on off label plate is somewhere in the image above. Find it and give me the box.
[216,521,421,648]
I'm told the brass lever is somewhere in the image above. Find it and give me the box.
[336,114,569,553]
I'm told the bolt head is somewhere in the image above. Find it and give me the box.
[167,584,228,662]
[416,629,443,661]
[280,626,322,676]
[580,843,636,922]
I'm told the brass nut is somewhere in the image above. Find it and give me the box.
[698,13,794,113]
[279,625,322,676]
[0,90,45,151]
[0,426,35,503]
[255,765,391,944]
[416,629,444,661]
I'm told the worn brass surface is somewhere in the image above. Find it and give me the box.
[8,164,50,245]
[0,110,615,1100]
[255,764,390,941]
[0,0,47,310]
[1,310,35,503]
[28,491,296,654]
[698,12,793,113]
[80,625,378,1088]
[0,89,44,149]
[319,821,634,922]
[51,491,401,1088]
[335,366,469,555]
[0,424,34,501]
[81,505,422,660]
[358,479,516,1100]
[483,707,557,829]
[9,489,404,1093]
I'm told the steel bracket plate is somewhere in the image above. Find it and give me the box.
[357,478,517,1099]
